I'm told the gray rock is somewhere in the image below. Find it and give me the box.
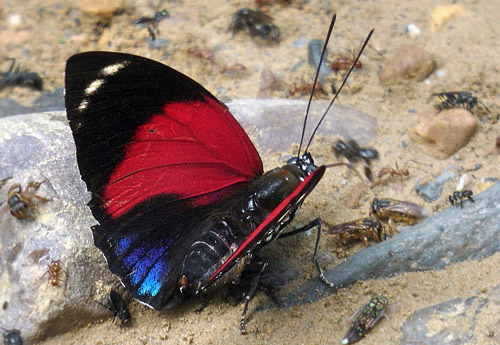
[0,100,377,341]
[307,39,333,79]
[414,165,462,202]
[401,284,500,344]
[279,181,500,308]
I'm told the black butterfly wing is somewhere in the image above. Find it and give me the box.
[65,52,263,308]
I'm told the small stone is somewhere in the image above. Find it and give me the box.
[430,4,465,33]
[406,24,421,37]
[410,108,477,158]
[80,0,122,18]
[378,45,436,82]
[258,69,282,98]
[8,13,22,27]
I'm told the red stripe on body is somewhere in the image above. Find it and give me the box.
[206,166,325,285]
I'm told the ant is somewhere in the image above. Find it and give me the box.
[331,50,362,73]
[332,139,379,181]
[186,47,216,63]
[288,81,326,97]
[219,63,247,75]
[0,58,43,91]
[43,260,67,294]
[134,9,169,41]
[95,290,131,328]
[230,8,280,42]
[377,163,409,182]
[448,190,474,208]
[433,91,489,113]
[7,181,49,220]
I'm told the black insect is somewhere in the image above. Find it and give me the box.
[96,290,131,327]
[0,58,43,91]
[134,9,169,41]
[448,190,474,208]
[433,91,489,113]
[327,218,386,246]
[1,328,23,345]
[230,8,280,42]
[332,139,379,181]
[370,198,425,225]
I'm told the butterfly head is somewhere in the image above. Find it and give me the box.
[287,152,316,176]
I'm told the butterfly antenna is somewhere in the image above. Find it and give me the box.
[297,14,336,158]
[304,28,374,153]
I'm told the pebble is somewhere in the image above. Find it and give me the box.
[378,45,436,82]
[8,13,22,27]
[258,69,282,99]
[406,24,421,37]
[307,39,333,79]
[414,165,462,202]
[410,108,477,158]
[80,0,122,18]
[430,4,465,33]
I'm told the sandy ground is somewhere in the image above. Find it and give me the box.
[1,0,499,344]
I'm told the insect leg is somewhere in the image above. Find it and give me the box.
[279,218,335,289]
[195,292,208,313]
[240,261,268,335]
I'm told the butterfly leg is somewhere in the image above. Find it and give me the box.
[279,218,336,289]
[240,261,268,335]
[195,292,208,313]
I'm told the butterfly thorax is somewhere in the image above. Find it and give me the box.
[179,157,318,295]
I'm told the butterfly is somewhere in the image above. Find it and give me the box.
[64,14,373,331]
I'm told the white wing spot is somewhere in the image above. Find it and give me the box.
[85,79,104,96]
[78,99,88,111]
[101,61,129,76]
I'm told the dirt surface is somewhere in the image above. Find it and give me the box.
[1,0,499,344]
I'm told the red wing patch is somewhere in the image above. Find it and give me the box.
[103,95,263,219]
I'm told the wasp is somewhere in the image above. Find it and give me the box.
[448,190,474,208]
[342,295,389,344]
[96,290,131,327]
[0,58,43,91]
[230,8,280,42]
[7,181,49,220]
[327,218,388,246]
[134,9,169,41]
[370,198,425,225]
[332,139,379,181]
[433,91,489,113]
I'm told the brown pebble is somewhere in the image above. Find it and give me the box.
[496,135,500,148]
[258,69,282,98]
[430,5,465,33]
[80,0,122,18]
[379,45,436,82]
[410,108,477,158]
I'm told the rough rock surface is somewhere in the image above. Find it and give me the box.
[279,180,500,308]
[401,284,500,344]
[0,101,376,342]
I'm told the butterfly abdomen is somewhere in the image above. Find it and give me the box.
[179,164,311,294]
